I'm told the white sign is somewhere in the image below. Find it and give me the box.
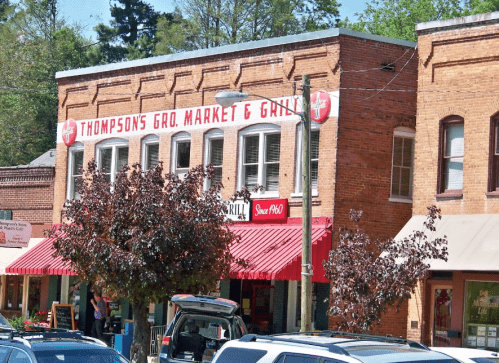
[57,92,339,143]
[225,200,251,222]
[0,220,32,248]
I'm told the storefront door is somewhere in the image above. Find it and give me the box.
[252,285,274,334]
[431,286,452,347]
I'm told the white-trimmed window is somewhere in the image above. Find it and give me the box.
[294,124,320,196]
[142,135,159,170]
[172,132,191,179]
[390,128,415,202]
[204,129,224,190]
[67,142,84,199]
[96,139,129,183]
[238,124,281,196]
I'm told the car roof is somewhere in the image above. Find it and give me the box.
[431,347,499,359]
[218,334,459,363]
[28,340,115,351]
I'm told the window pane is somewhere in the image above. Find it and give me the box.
[244,165,258,189]
[265,164,279,191]
[445,157,463,190]
[311,131,320,160]
[210,139,224,167]
[116,147,129,172]
[282,355,318,363]
[8,350,30,363]
[445,124,464,157]
[213,167,222,183]
[400,167,411,197]
[244,136,259,164]
[265,134,280,163]
[402,138,413,167]
[73,150,84,176]
[311,160,318,190]
[146,143,159,169]
[100,148,112,174]
[177,142,191,169]
[393,137,403,166]
[391,167,401,196]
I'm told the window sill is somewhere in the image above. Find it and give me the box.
[435,191,463,199]
[290,191,319,198]
[389,197,413,204]
[486,191,499,197]
[250,192,280,199]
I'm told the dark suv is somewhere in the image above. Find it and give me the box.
[0,329,129,363]
[159,295,247,363]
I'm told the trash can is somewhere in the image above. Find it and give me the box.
[114,322,133,359]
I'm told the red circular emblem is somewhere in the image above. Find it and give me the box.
[310,90,331,123]
[61,119,77,146]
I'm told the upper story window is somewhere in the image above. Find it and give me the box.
[172,132,191,179]
[142,135,159,171]
[390,128,415,202]
[96,139,129,183]
[439,116,464,195]
[67,142,84,199]
[294,124,320,196]
[238,124,281,196]
[489,117,499,193]
[204,129,224,190]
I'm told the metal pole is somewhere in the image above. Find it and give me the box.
[301,75,312,332]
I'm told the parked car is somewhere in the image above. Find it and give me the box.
[432,347,499,363]
[0,314,13,330]
[0,328,129,363]
[159,294,247,363]
[212,332,463,363]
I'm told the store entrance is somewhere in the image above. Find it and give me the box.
[431,287,452,347]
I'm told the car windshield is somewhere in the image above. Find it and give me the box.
[34,350,129,363]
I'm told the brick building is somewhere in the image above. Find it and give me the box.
[0,150,56,318]
[399,12,499,349]
[49,28,417,334]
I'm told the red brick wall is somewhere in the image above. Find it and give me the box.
[0,167,54,236]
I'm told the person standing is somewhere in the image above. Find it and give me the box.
[90,291,107,341]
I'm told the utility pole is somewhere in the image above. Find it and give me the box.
[301,74,312,332]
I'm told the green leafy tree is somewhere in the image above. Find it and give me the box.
[93,0,160,62]
[344,0,467,42]
[468,0,499,13]
[52,162,249,363]
[153,8,200,55]
[0,0,93,166]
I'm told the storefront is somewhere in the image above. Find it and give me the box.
[397,214,499,348]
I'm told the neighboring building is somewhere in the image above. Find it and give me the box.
[400,12,499,349]
[52,28,417,334]
[0,150,56,318]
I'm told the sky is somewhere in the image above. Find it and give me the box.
[54,0,368,40]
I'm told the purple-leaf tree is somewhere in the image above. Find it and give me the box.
[51,161,248,363]
[323,205,448,332]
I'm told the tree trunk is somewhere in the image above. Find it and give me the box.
[130,301,149,363]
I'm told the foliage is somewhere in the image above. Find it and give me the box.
[8,311,49,330]
[51,161,248,363]
[468,0,499,13]
[323,205,448,332]
[344,0,468,42]
[93,0,160,62]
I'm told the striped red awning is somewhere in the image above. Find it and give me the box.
[229,223,332,283]
[5,231,75,275]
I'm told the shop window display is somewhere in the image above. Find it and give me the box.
[464,281,499,351]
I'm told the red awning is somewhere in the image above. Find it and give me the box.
[229,223,332,283]
[6,231,75,275]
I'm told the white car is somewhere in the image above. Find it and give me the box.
[431,347,499,363]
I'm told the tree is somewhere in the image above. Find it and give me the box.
[0,0,93,166]
[468,0,499,13]
[153,8,201,55]
[93,0,160,62]
[52,161,248,363]
[323,205,448,332]
[345,0,467,42]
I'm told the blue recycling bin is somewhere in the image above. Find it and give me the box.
[114,322,133,359]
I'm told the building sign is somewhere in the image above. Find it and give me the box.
[225,200,251,222]
[0,220,32,248]
[310,90,331,123]
[464,281,499,350]
[251,199,288,223]
[61,118,77,146]
[56,92,339,143]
